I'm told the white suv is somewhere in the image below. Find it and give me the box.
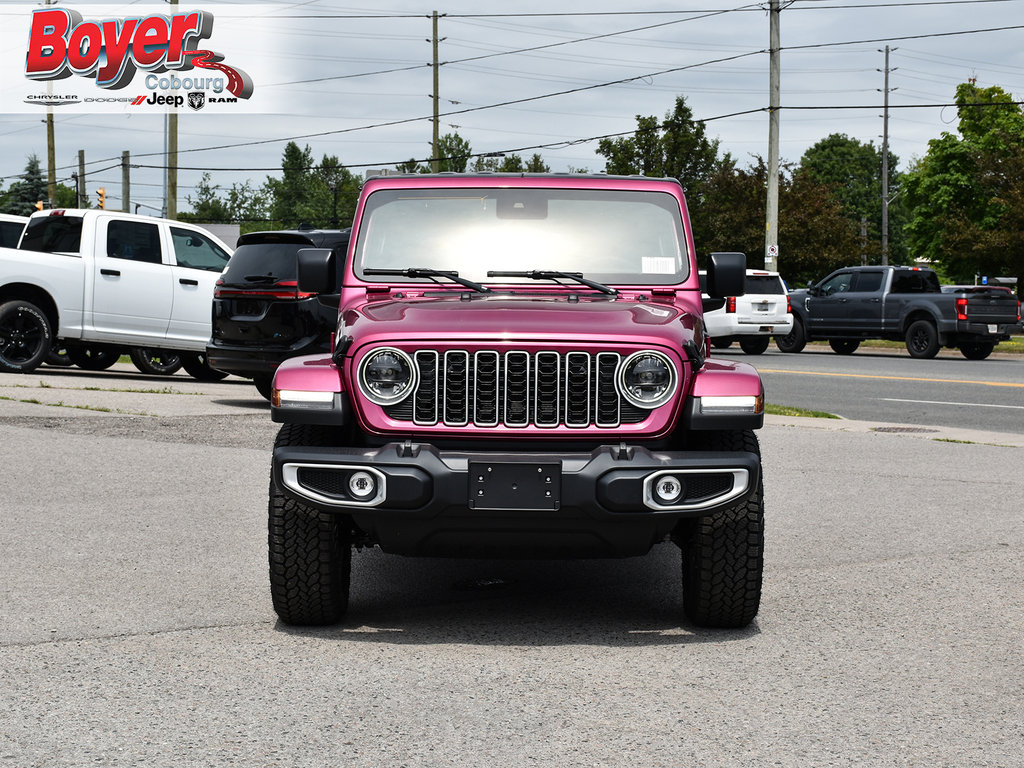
[700,269,793,354]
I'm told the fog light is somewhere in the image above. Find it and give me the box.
[653,474,684,504]
[348,471,376,500]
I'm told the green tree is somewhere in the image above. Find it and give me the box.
[185,172,232,222]
[469,153,550,173]
[434,132,471,172]
[472,154,502,172]
[395,158,427,174]
[183,173,267,224]
[524,153,551,173]
[498,155,525,173]
[596,96,720,198]
[903,83,1024,286]
[1,154,49,215]
[54,183,80,209]
[798,133,906,263]
[698,157,859,286]
[265,142,315,226]
[295,155,359,228]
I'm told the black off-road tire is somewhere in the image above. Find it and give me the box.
[712,338,732,350]
[181,352,229,381]
[129,348,183,376]
[0,300,52,373]
[253,374,274,401]
[905,320,939,359]
[67,344,121,371]
[739,337,771,355]
[775,317,806,353]
[46,345,73,367]
[959,342,995,360]
[676,429,764,628]
[829,339,860,355]
[269,424,352,626]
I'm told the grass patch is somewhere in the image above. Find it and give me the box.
[765,403,840,419]
[0,394,152,416]
[4,382,199,395]
[933,437,1016,448]
[82,385,196,395]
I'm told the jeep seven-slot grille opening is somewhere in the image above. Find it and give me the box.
[383,350,650,428]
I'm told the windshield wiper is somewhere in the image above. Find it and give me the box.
[487,270,617,295]
[363,267,492,293]
[243,274,278,283]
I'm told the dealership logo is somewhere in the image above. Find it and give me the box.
[24,94,80,106]
[24,7,253,99]
[188,92,205,111]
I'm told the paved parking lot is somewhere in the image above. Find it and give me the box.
[1,364,1022,766]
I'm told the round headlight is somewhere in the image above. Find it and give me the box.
[618,350,677,409]
[358,347,417,406]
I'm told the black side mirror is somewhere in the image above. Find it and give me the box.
[705,252,746,298]
[297,248,335,295]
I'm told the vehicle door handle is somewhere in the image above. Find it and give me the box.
[179,278,199,286]
[838,297,849,303]
[100,269,120,276]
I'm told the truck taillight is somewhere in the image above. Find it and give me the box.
[726,297,736,313]
[955,297,968,321]
[214,279,315,300]
[786,295,792,314]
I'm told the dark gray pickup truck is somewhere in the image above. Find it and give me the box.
[776,265,1020,359]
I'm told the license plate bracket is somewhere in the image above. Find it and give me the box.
[468,461,561,511]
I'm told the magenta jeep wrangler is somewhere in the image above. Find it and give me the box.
[269,174,766,628]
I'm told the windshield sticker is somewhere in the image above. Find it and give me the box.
[642,257,676,274]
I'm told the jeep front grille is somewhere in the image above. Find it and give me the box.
[383,350,647,428]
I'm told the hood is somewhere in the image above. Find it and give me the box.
[342,292,700,352]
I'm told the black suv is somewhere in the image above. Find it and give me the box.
[207,227,351,398]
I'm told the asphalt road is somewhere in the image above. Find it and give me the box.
[715,343,1024,435]
[1,364,1022,767]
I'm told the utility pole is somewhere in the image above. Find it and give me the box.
[879,45,896,266]
[860,216,868,266]
[764,0,781,273]
[166,0,179,218]
[430,11,442,172]
[122,151,131,213]
[45,0,56,205]
[77,150,87,208]
[46,113,56,205]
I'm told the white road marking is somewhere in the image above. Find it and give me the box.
[879,398,1024,410]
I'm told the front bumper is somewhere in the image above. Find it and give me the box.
[273,441,761,558]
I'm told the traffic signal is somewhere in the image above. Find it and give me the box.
[34,201,44,211]
[96,187,106,209]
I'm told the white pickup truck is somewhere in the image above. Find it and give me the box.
[0,209,232,376]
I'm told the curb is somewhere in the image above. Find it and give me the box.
[763,413,1024,448]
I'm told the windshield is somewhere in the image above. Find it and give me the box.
[354,187,688,286]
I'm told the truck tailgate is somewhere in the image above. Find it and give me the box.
[966,293,1019,324]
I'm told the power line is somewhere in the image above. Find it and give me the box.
[266,3,764,88]
[120,98,1023,174]
[91,50,768,163]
